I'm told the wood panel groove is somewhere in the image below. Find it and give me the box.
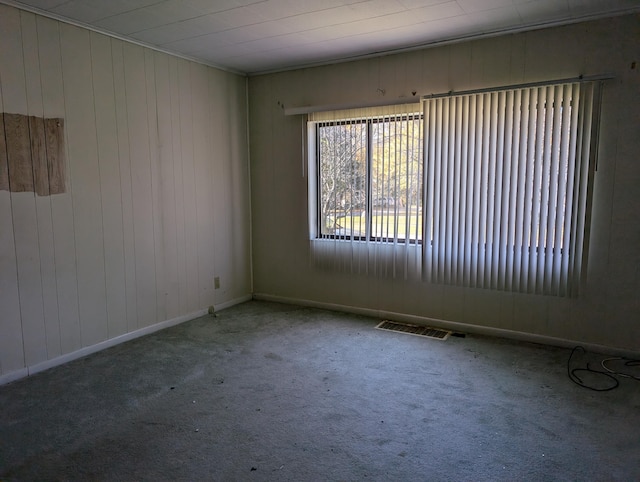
[178,59,199,313]
[29,115,48,196]
[22,9,61,362]
[0,114,9,191]
[37,14,81,357]
[155,52,179,320]
[60,23,108,348]
[124,43,156,328]
[112,39,138,334]
[5,113,34,192]
[144,49,163,324]
[91,32,127,339]
[44,118,65,194]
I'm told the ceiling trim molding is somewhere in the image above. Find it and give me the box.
[0,0,247,76]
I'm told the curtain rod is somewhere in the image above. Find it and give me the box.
[422,74,614,100]
[284,74,614,116]
[284,97,420,116]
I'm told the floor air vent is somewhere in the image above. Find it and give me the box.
[376,320,451,340]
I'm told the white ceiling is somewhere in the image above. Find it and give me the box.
[4,0,640,75]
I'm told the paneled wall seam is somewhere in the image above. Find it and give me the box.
[167,56,181,318]
[22,11,49,361]
[49,17,80,355]
[122,46,139,330]
[152,52,165,322]
[109,39,127,339]
[89,32,110,340]
[244,76,254,293]
[57,24,83,352]
[16,10,46,365]
[144,50,159,326]
[190,62,202,309]
[0,74,27,371]
[36,16,62,358]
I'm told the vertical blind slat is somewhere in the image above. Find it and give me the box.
[433,99,442,281]
[537,86,554,292]
[490,92,503,289]
[562,84,580,295]
[507,89,521,291]
[514,89,528,292]
[471,95,481,287]
[445,98,454,284]
[478,94,489,288]
[424,100,436,280]
[569,86,586,295]
[574,84,594,295]
[498,91,512,290]
[459,96,470,286]
[554,84,572,294]
[485,93,500,288]
[452,97,463,284]
[545,85,564,293]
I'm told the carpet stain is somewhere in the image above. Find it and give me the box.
[264,352,283,361]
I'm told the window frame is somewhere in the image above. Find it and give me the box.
[313,112,424,245]
[306,79,602,296]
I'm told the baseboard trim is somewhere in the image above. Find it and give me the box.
[0,294,252,386]
[253,293,640,358]
[0,368,29,386]
[215,294,253,311]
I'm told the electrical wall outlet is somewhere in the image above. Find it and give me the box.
[214,276,220,289]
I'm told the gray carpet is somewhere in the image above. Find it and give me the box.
[1,301,638,481]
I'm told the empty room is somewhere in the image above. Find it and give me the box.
[1,0,639,480]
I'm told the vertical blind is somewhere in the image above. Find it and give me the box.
[308,103,423,280]
[308,80,600,297]
[422,82,597,296]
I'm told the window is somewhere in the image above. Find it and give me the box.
[307,81,601,297]
[316,110,423,242]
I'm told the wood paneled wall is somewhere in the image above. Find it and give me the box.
[249,14,640,352]
[0,4,252,380]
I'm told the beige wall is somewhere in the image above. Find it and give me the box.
[249,14,640,352]
[0,4,252,382]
